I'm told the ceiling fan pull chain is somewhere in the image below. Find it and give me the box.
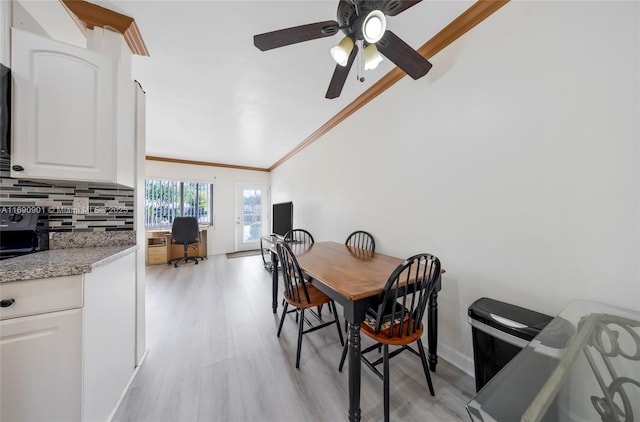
[356,39,365,82]
[353,0,361,82]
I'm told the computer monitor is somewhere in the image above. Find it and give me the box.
[272,201,293,237]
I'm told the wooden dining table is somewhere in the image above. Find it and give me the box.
[267,240,443,422]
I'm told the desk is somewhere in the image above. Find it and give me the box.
[146,228,208,264]
[466,300,640,421]
[281,241,443,422]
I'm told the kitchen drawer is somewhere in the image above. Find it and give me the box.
[0,275,83,321]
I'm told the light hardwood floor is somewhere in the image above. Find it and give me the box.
[113,254,474,422]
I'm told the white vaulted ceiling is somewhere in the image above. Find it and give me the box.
[79,1,476,169]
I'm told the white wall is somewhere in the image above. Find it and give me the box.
[271,1,640,374]
[145,160,270,254]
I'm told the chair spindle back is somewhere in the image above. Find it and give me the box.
[375,253,441,339]
[284,229,314,245]
[276,241,311,304]
[345,230,375,251]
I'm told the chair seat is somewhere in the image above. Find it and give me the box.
[284,283,332,308]
[361,319,424,346]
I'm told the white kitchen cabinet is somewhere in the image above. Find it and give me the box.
[10,27,134,187]
[0,275,83,421]
[1,309,83,422]
[0,253,136,421]
[82,252,136,421]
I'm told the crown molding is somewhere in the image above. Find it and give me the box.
[146,156,270,173]
[269,0,510,171]
[61,0,149,56]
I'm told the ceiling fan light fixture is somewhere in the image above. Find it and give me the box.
[363,44,383,70]
[330,36,354,67]
[362,10,386,44]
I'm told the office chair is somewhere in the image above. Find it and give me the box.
[276,241,344,368]
[339,253,441,422]
[168,217,203,267]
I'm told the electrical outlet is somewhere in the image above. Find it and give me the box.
[73,197,90,214]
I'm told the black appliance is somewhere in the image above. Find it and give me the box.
[0,209,49,260]
[468,297,552,392]
[0,63,10,177]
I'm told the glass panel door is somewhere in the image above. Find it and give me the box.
[236,185,266,250]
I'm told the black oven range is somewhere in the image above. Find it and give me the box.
[0,208,49,260]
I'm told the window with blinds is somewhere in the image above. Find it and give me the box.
[145,180,212,228]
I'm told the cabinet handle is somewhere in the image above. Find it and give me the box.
[11,165,24,172]
[0,299,15,308]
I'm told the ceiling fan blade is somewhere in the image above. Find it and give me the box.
[325,44,359,99]
[383,0,423,16]
[376,30,432,79]
[254,21,340,51]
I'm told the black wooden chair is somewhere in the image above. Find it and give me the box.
[342,230,376,329]
[284,228,314,245]
[284,228,324,313]
[168,217,204,267]
[276,241,344,368]
[339,253,441,422]
[345,230,375,252]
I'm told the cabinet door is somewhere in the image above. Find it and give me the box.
[1,309,82,422]
[11,28,116,183]
[83,253,136,421]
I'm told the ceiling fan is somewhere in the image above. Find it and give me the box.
[253,0,433,99]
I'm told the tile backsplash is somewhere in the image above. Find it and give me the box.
[0,178,134,232]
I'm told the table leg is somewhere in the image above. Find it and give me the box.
[427,275,441,372]
[306,273,369,422]
[271,250,278,313]
[347,321,362,422]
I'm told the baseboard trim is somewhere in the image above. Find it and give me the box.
[437,343,475,378]
[107,348,150,422]
[211,248,236,256]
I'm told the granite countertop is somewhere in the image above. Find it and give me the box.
[0,245,138,283]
